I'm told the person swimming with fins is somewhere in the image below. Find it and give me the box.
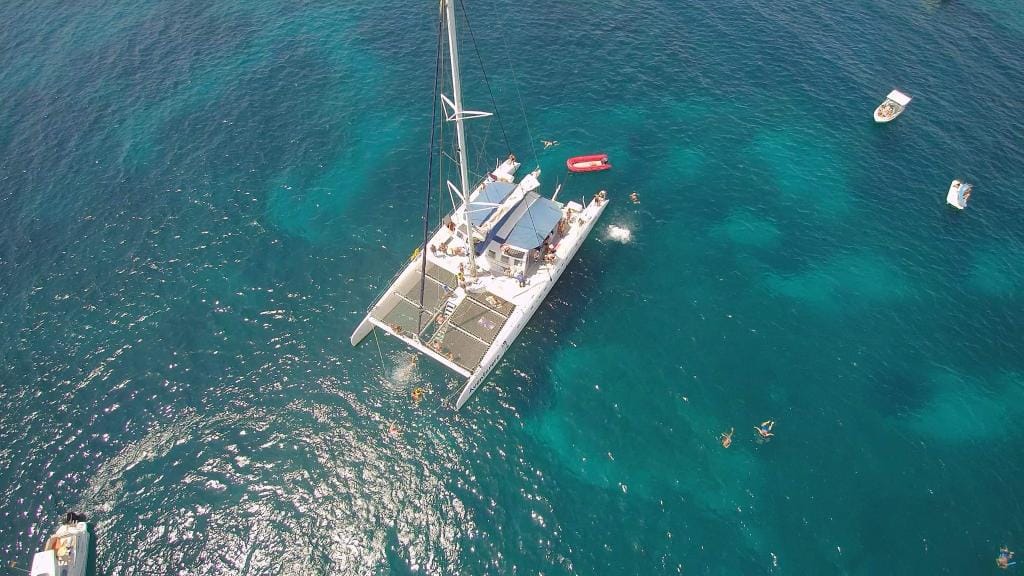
[998,546,1016,569]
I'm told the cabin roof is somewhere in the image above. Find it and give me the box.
[495,192,563,249]
[468,181,516,227]
[887,90,912,106]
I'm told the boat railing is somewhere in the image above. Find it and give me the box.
[362,171,517,315]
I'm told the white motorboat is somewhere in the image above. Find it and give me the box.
[873,89,912,123]
[946,179,972,209]
[350,0,609,409]
[29,513,90,576]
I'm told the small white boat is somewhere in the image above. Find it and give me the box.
[946,179,972,209]
[30,513,90,576]
[873,89,912,123]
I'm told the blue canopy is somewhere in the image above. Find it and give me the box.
[495,192,563,249]
[468,181,516,227]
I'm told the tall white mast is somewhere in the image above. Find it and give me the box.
[444,0,476,274]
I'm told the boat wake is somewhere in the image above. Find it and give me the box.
[606,224,632,243]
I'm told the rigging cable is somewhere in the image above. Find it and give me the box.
[417,5,446,333]
[372,327,388,381]
[460,2,551,280]
[456,0,512,156]
[500,33,539,167]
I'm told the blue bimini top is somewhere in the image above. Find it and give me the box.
[494,191,563,250]
[468,181,516,227]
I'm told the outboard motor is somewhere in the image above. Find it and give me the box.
[64,511,86,524]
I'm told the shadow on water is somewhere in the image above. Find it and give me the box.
[494,244,610,416]
[865,367,932,418]
[87,524,99,576]
[383,527,417,576]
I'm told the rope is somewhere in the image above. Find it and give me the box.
[438,44,447,230]
[417,7,445,333]
[372,327,387,379]
[501,34,539,167]
[442,384,463,407]
[457,0,511,155]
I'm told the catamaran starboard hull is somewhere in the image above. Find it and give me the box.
[454,197,609,409]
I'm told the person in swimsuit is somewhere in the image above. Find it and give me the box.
[412,387,425,404]
[720,428,734,448]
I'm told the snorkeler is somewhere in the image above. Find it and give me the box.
[541,139,558,149]
[720,428,734,448]
[755,420,775,439]
[998,546,1015,569]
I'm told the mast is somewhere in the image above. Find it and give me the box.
[444,0,476,274]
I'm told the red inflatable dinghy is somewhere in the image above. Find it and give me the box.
[566,153,611,173]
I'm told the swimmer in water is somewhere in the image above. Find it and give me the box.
[412,387,425,404]
[629,191,640,204]
[541,139,558,149]
[997,546,1015,569]
[387,421,400,436]
[720,427,734,448]
[755,420,775,439]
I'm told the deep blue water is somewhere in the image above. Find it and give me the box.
[2,0,1023,574]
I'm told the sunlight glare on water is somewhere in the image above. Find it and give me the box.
[0,0,1022,574]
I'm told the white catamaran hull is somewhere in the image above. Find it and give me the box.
[455,197,608,409]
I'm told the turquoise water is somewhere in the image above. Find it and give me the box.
[2,0,1023,574]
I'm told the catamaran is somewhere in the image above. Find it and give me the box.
[350,0,609,409]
